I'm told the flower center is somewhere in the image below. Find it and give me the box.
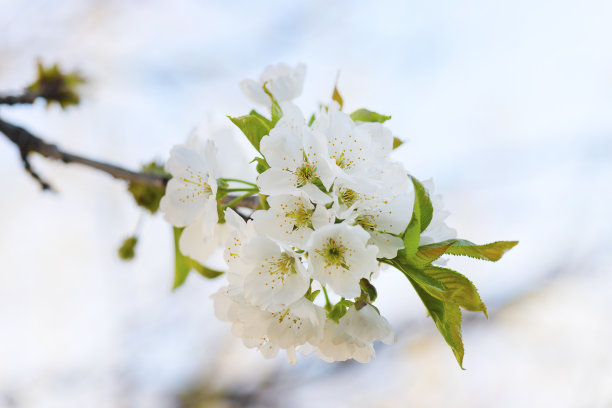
[270,253,297,276]
[355,214,377,231]
[333,151,354,169]
[285,206,314,230]
[179,166,213,200]
[294,162,317,187]
[315,237,350,269]
[274,308,304,329]
[339,188,359,207]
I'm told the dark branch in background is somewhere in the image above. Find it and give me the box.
[0,117,260,210]
[0,91,37,106]
[0,117,169,190]
[1,60,260,215]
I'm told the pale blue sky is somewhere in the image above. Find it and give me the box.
[1,1,611,407]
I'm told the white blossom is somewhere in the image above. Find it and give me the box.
[158,66,484,366]
[307,223,379,298]
[240,63,306,107]
[344,193,413,259]
[213,287,325,364]
[339,305,395,345]
[251,193,333,248]
[312,319,375,363]
[160,139,220,263]
[238,236,311,311]
[258,102,335,203]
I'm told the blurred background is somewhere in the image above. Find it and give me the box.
[1,1,612,407]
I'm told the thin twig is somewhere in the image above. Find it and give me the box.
[0,91,39,106]
[0,116,168,189]
[0,116,260,210]
[0,92,38,106]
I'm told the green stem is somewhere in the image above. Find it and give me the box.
[220,178,258,187]
[222,191,256,209]
[321,286,332,311]
[222,187,258,193]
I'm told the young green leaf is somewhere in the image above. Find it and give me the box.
[173,227,224,289]
[271,100,283,126]
[350,108,391,123]
[398,217,420,260]
[173,227,190,289]
[409,277,465,368]
[251,156,270,174]
[248,109,273,127]
[397,176,433,260]
[420,239,518,262]
[413,240,458,266]
[408,265,487,316]
[411,176,433,233]
[332,83,343,110]
[327,298,352,322]
[188,259,224,279]
[446,239,518,261]
[228,114,271,152]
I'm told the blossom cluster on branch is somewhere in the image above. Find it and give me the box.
[159,63,517,367]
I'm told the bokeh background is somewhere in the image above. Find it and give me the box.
[1,1,612,407]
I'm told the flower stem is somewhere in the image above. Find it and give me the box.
[222,187,259,193]
[219,178,258,188]
[222,191,257,209]
[321,286,332,311]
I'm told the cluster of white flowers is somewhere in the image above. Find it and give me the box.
[160,63,457,364]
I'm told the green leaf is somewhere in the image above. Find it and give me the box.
[420,239,518,262]
[271,100,283,126]
[392,137,404,149]
[446,239,518,261]
[405,264,487,316]
[398,217,420,260]
[332,83,343,110]
[411,176,433,233]
[248,109,273,128]
[408,276,465,368]
[328,298,352,322]
[173,227,190,289]
[350,108,391,123]
[251,156,270,174]
[413,240,458,266]
[173,227,224,289]
[397,176,433,260]
[229,114,271,152]
[189,259,224,279]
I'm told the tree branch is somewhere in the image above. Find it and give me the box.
[0,116,260,210]
[0,116,169,189]
[0,92,37,106]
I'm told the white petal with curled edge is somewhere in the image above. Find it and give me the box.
[368,230,405,259]
[239,78,270,106]
[340,305,396,345]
